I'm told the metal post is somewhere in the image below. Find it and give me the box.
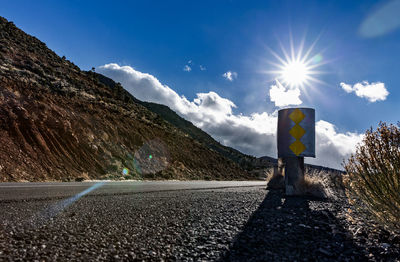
[283,157,304,196]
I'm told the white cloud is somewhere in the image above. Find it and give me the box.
[98,63,363,170]
[340,81,389,102]
[222,71,237,81]
[199,65,206,71]
[340,82,353,93]
[307,121,363,168]
[269,80,302,107]
[183,65,191,72]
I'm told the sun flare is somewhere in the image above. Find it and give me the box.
[267,37,325,89]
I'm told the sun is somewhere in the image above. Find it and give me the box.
[267,37,325,89]
[281,60,310,87]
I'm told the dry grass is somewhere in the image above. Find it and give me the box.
[295,176,327,198]
[266,166,327,198]
[266,167,285,189]
[344,122,400,230]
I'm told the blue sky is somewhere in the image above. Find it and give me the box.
[2,0,399,168]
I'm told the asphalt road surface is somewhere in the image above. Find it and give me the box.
[0,181,397,261]
[0,181,267,201]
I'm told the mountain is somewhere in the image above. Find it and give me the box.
[0,17,257,182]
[94,75,343,175]
[95,73,274,170]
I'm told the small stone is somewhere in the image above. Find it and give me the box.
[381,243,390,250]
[318,248,333,256]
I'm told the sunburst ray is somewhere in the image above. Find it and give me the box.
[267,35,325,90]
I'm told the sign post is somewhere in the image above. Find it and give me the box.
[277,108,315,195]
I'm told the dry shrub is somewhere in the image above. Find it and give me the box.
[295,176,327,198]
[305,167,346,199]
[266,166,327,198]
[344,122,400,230]
[266,167,285,189]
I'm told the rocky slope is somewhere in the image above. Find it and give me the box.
[0,17,254,182]
[95,73,274,170]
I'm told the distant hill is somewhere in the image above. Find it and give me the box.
[138,101,259,167]
[0,16,256,181]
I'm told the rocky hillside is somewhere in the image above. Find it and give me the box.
[95,72,274,170]
[0,17,255,182]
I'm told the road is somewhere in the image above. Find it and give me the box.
[0,181,266,201]
[0,181,395,261]
[0,181,270,261]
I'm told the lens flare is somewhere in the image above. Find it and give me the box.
[122,168,129,176]
[311,54,323,64]
[133,138,169,175]
[30,181,106,228]
[359,0,400,38]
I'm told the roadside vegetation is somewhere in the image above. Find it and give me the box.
[266,165,327,198]
[344,122,400,230]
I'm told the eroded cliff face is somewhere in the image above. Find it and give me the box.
[0,17,250,181]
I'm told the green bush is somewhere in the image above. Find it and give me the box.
[344,122,400,230]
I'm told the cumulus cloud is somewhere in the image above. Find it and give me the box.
[98,63,363,170]
[183,65,191,72]
[269,80,302,107]
[340,83,353,93]
[340,81,389,102]
[199,65,206,71]
[222,71,237,81]
[307,121,363,168]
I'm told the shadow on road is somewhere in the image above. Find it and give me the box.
[221,189,366,261]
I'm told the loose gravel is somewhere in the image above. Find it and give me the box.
[0,186,399,261]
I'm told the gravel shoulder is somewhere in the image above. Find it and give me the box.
[0,184,399,261]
